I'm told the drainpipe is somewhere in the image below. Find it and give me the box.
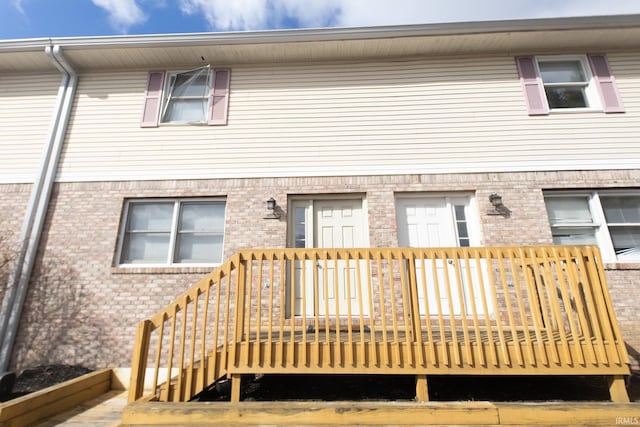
[0,45,77,374]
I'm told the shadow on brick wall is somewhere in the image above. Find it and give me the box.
[627,343,640,373]
[11,257,110,371]
[0,233,16,311]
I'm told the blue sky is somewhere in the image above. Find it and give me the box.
[3,0,640,39]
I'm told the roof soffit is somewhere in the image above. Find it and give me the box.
[0,15,639,72]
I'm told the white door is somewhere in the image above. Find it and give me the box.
[396,195,489,316]
[290,198,369,317]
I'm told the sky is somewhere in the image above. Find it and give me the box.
[2,0,640,40]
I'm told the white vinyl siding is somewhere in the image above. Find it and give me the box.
[57,53,640,182]
[0,73,60,184]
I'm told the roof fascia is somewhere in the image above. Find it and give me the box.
[1,14,639,52]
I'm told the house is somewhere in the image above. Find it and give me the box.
[0,14,638,404]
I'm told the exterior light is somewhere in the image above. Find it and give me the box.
[264,197,281,219]
[487,193,510,216]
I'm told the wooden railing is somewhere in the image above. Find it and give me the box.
[128,246,630,403]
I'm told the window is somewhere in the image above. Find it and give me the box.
[537,58,595,110]
[515,54,624,115]
[544,191,640,262]
[141,68,230,128]
[162,68,211,123]
[453,204,471,247]
[293,206,307,248]
[118,199,226,266]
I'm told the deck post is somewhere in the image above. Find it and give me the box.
[128,320,153,403]
[608,375,630,402]
[415,375,429,402]
[230,374,242,402]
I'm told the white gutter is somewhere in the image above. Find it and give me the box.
[0,45,77,373]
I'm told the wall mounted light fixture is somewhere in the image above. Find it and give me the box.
[487,193,510,216]
[263,197,281,219]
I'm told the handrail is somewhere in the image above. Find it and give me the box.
[128,254,241,402]
[128,246,630,403]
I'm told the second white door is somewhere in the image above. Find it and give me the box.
[396,195,490,316]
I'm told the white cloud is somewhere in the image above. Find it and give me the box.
[527,0,640,20]
[179,0,340,30]
[12,0,26,15]
[177,0,640,31]
[91,0,147,33]
[180,0,267,30]
[274,0,341,28]
[334,0,640,27]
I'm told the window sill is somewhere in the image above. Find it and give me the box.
[159,121,208,126]
[549,108,602,114]
[111,265,217,274]
[604,262,640,271]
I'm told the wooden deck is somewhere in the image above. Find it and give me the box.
[34,390,127,427]
[3,367,636,427]
[128,246,631,405]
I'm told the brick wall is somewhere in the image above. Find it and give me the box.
[0,184,31,310]
[5,169,640,372]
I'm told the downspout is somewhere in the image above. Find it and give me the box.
[0,45,77,373]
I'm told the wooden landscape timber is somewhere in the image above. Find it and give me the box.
[121,400,640,426]
[0,369,112,427]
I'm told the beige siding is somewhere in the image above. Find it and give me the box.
[0,73,60,184]
[58,54,640,182]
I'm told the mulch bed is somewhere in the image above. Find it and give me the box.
[1,364,638,403]
[194,372,640,402]
[0,364,92,402]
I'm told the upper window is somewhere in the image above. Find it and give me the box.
[537,57,597,110]
[140,68,231,128]
[118,199,226,266]
[515,54,624,116]
[162,69,211,124]
[544,191,640,262]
